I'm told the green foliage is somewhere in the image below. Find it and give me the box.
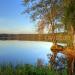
[23,0,63,22]
[23,0,75,33]
[23,0,65,33]
[0,64,67,75]
[62,0,75,31]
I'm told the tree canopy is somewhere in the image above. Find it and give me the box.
[23,0,75,33]
[62,0,75,32]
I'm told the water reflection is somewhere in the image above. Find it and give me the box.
[0,41,53,65]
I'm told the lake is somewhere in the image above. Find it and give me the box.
[0,40,53,65]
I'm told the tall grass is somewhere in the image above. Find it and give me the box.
[0,64,67,75]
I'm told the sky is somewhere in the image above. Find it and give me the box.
[0,0,37,34]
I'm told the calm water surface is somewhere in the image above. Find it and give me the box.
[0,41,53,65]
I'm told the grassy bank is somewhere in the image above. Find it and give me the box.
[0,64,67,75]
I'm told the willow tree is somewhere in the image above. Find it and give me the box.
[23,0,64,43]
[23,0,63,29]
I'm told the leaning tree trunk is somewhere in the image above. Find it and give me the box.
[69,26,75,75]
[73,32,75,75]
[70,25,75,75]
[66,26,75,75]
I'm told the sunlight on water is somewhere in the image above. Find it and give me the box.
[0,41,53,65]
